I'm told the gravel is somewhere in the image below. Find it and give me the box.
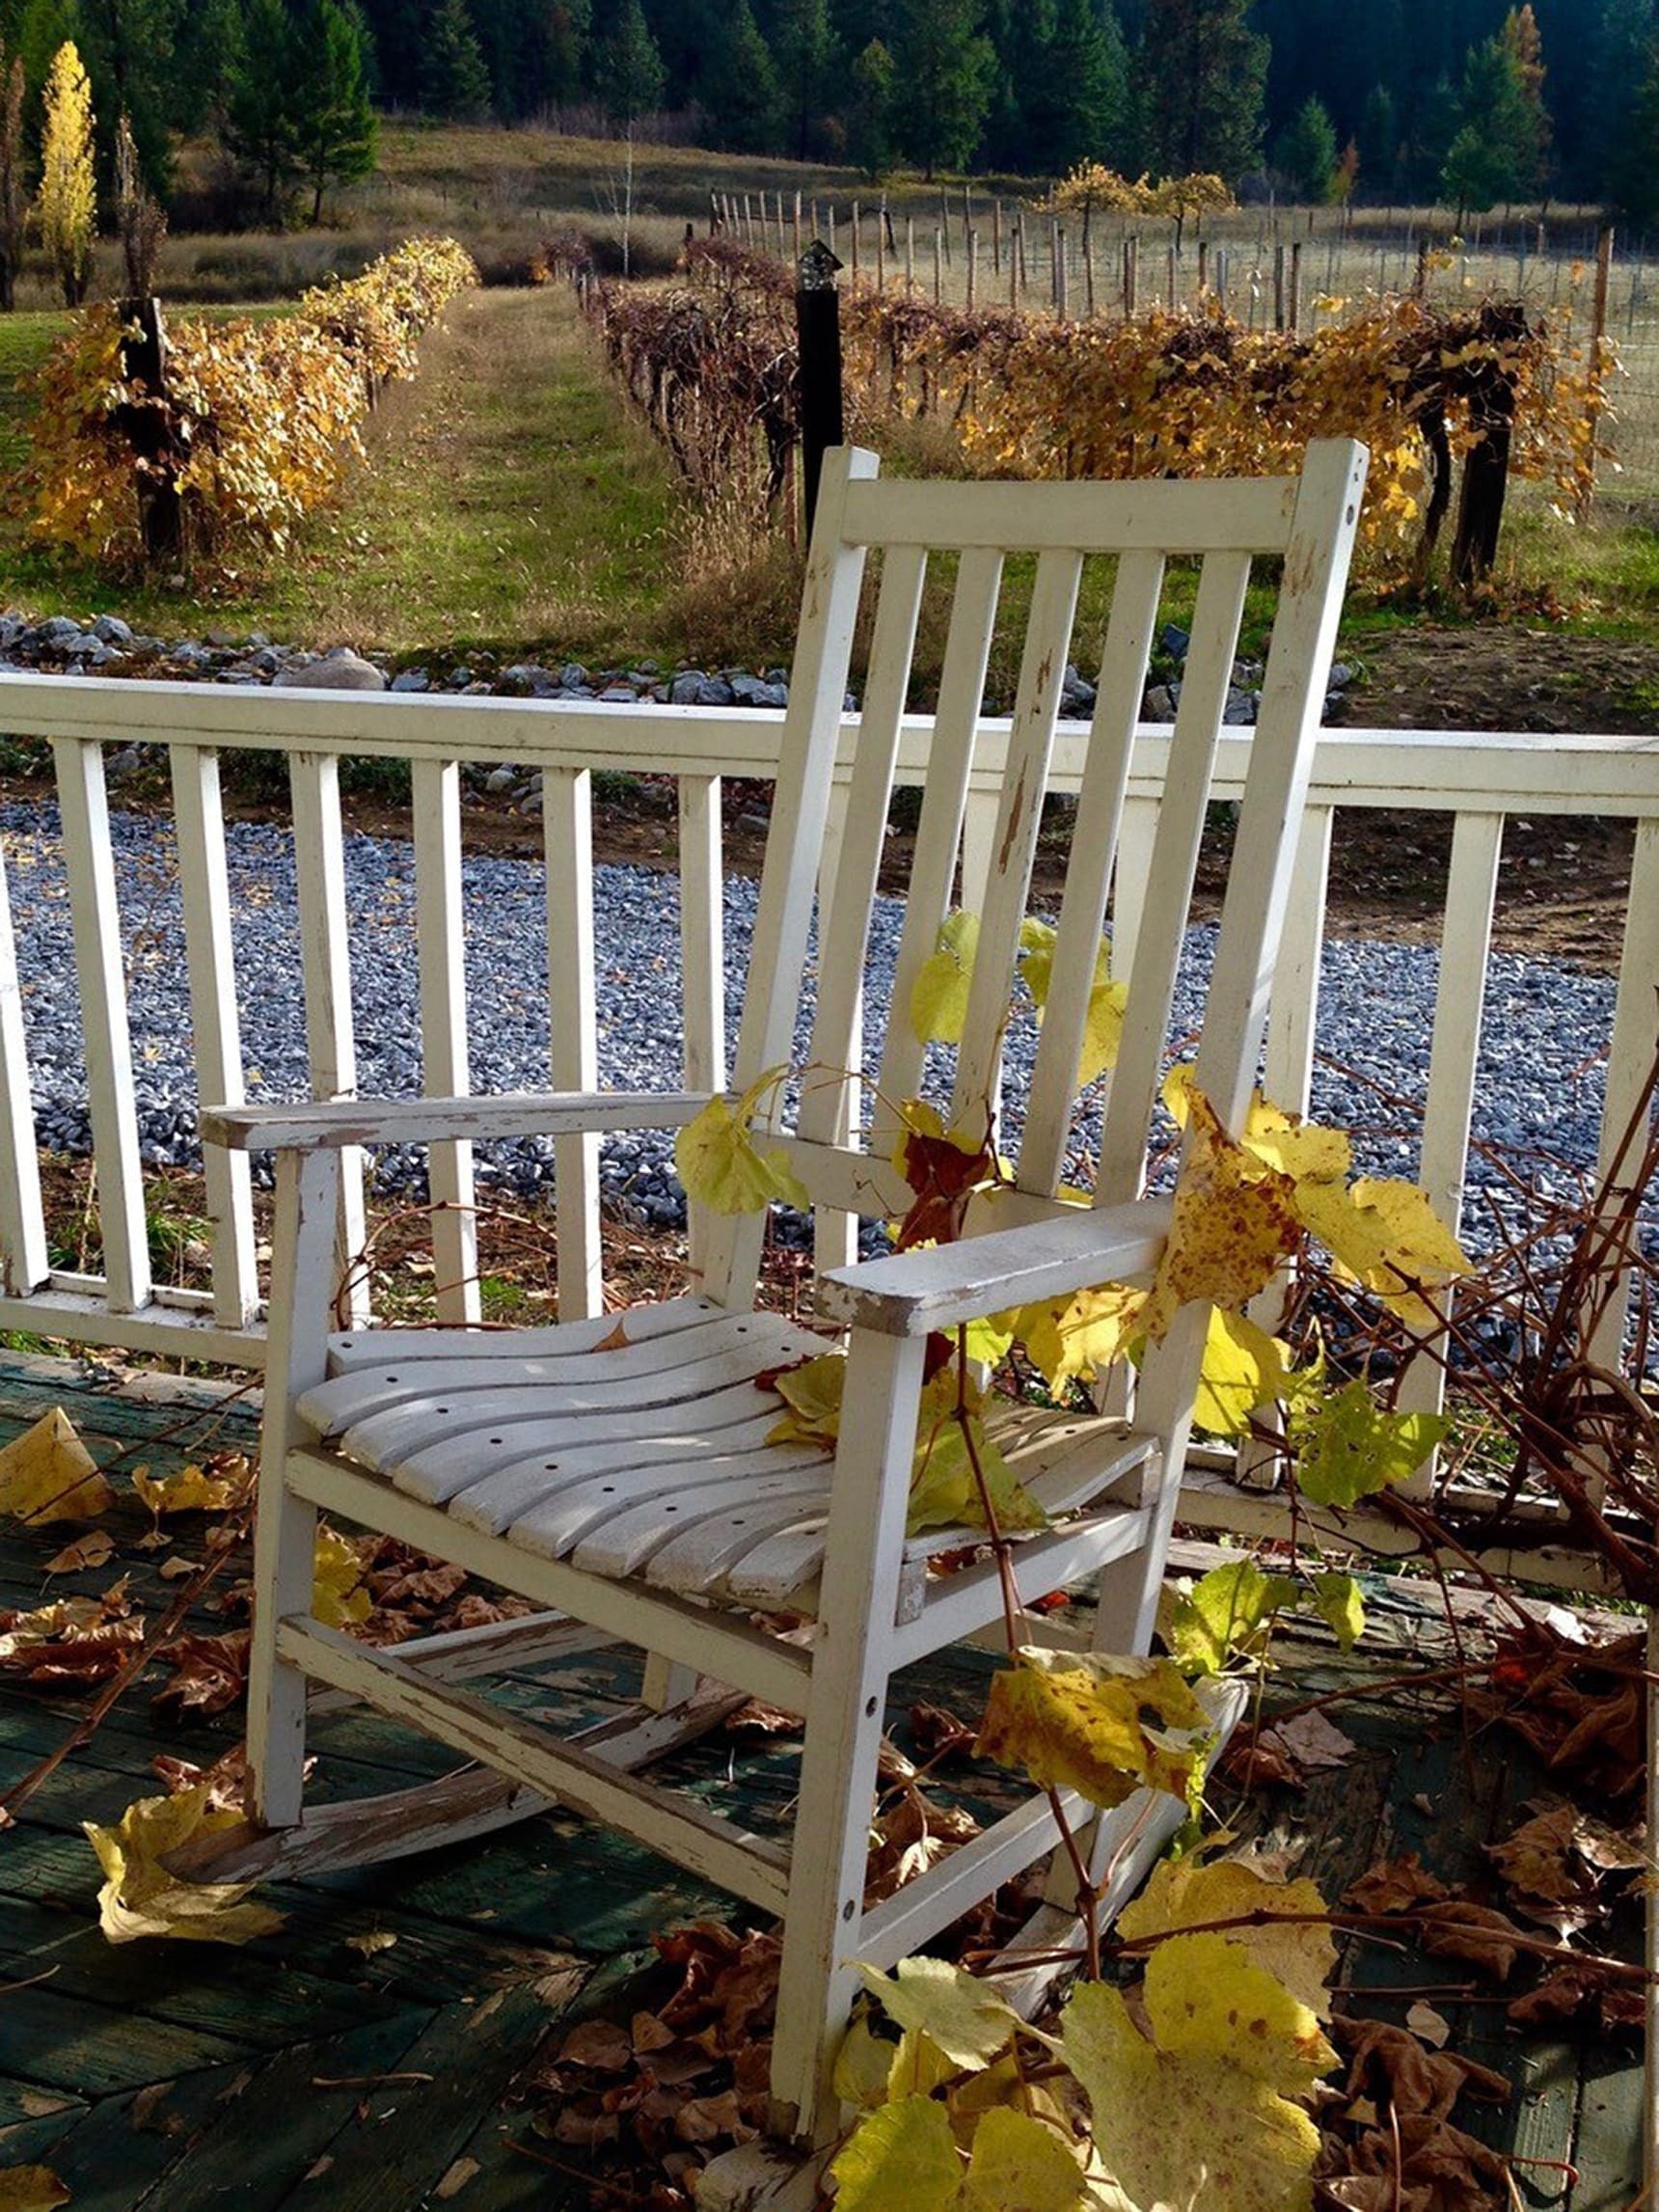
[1,800,1648,1276]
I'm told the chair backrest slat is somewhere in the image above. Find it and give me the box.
[800,544,928,1135]
[871,547,1005,1152]
[951,549,1083,1129]
[1097,547,1253,1208]
[1018,547,1164,1198]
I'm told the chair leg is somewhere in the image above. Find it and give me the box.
[248,1148,341,1832]
[770,1329,927,2144]
[640,1652,699,1710]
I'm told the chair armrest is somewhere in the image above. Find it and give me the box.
[818,1196,1173,1339]
[201,1090,714,1153]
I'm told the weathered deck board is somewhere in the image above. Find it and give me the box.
[0,1355,1645,2211]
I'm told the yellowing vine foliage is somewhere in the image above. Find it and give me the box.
[25,234,476,567]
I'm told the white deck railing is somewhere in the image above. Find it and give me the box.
[1,673,1654,1584]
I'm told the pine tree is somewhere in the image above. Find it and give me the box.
[893,0,994,178]
[597,0,662,126]
[0,49,22,311]
[1501,3,1551,200]
[1359,81,1398,196]
[225,0,299,216]
[543,0,588,105]
[1139,0,1267,181]
[1604,27,1659,219]
[37,40,95,306]
[1026,0,1129,174]
[703,0,776,151]
[774,0,833,161]
[420,0,491,118]
[1442,29,1536,217]
[846,34,893,174]
[1275,92,1337,200]
[292,0,376,221]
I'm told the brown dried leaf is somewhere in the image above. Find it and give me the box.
[1333,2016,1509,2126]
[43,1529,116,1573]
[1264,1709,1358,1773]
[557,2018,634,2073]
[151,1632,251,1724]
[1342,1853,1451,1916]
[1416,1901,1526,1981]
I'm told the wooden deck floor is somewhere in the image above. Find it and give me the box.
[0,1352,1645,2212]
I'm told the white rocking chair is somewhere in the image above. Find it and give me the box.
[205,438,1368,2142]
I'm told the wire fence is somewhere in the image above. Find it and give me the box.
[712,191,1659,500]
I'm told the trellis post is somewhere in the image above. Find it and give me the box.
[796,240,844,541]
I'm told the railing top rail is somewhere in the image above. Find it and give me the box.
[1,671,1656,815]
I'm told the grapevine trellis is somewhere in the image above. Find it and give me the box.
[582,237,1613,587]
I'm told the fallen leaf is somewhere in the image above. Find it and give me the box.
[556,2018,634,2072]
[0,2168,70,2212]
[0,1408,114,1524]
[0,1586,142,1686]
[132,1464,242,1516]
[152,1632,251,1724]
[433,2156,479,2199]
[1265,1709,1358,1774]
[1416,1901,1525,1981]
[1405,2001,1451,2048]
[1344,1856,1451,1915]
[1332,2015,1509,2126]
[84,1784,284,1946]
[42,1530,115,1573]
[344,1930,397,1956]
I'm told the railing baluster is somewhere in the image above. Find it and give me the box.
[1237,801,1334,1488]
[412,757,479,1324]
[545,766,602,1321]
[679,774,724,1283]
[0,826,48,1295]
[171,744,258,1328]
[1586,815,1659,1505]
[53,738,150,1315]
[1109,793,1159,991]
[289,752,369,1324]
[1398,809,1504,1489]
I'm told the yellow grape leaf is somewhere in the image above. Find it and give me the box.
[963,1311,1017,1369]
[1292,1177,1467,1329]
[962,2106,1084,2212]
[1141,1127,1298,1346]
[1142,1931,1337,2094]
[1311,1570,1367,1651]
[0,1409,114,1525]
[886,2029,960,2102]
[856,1956,1020,2067]
[1167,1557,1299,1676]
[0,2170,70,2212]
[1292,1379,1450,1509]
[1013,1282,1147,1390]
[132,1463,241,1516]
[831,2095,962,2212]
[1161,1068,1349,1186]
[976,1649,1210,1809]
[833,2017,897,2112]
[1193,1307,1289,1437]
[1118,1858,1338,2019]
[1061,1980,1320,2212]
[673,1066,809,1215]
[911,911,981,1046]
[766,1352,847,1451]
[910,1410,1048,1537]
[1019,918,1128,1085]
[312,1526,371,1628]
[85,1784,285,1947]
[1241,1100,1350,1187]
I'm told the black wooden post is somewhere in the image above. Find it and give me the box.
[1450,302,1524,587]
[117,297,183,570]
[796,238,844,542]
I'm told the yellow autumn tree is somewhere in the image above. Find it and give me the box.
[38,42,95,308]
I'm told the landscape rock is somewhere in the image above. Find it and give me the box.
[273,651,386,692]
[92,614,134,646]
[391,669,429,692]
